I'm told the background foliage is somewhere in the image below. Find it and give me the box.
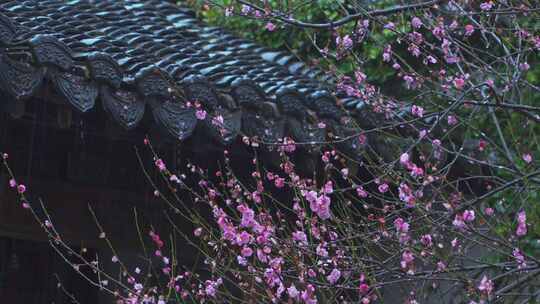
[187,0,540,253]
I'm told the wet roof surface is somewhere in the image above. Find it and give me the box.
[0,0,367,155]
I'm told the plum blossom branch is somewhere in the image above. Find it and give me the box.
[234,0,444,29]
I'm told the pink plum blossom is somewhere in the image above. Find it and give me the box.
[411,17,423,29]
[327,268,341,284]
[421,234,433,247]
[241,247,253,257]
[480,1,494,11]
[516,210,527,237]
[17,184,26,194]
[478,140,488,151]
[292,231,308,245]
[359,283,369,294]
[400,250,415,270]
[274,177,285,188]
[464,24,475,36]
[513,248,526,269]
[437,261,447,272]
[336,35,353,49]
[356,186,368,198]
[306,191,331,220]
[453,214,465,229]
[394,217,410,233]
[378,183,389,193]
[411,105,424,117]
[400,153,410,166]
[265,22,276,31]
[241,4,251,15]
[195,109,207,120]
[384,22,395,30]
[478,276,494,295]
[323,181,334,194]
[211,115,224,126]
[355,70,367,84]
[453,77,465,89]
[463,210,475,222]
[287,285,299,299]
[316,244,328,257]
[519,62,530,71]
[155,159,166,171]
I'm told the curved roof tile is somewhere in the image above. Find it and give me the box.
[0,0,365,156]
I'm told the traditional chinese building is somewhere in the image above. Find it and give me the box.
[0,1,374,302]
[0,1,485,303]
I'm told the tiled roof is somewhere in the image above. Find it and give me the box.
[0,0,366,156]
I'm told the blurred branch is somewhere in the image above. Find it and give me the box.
[235,0,443,29]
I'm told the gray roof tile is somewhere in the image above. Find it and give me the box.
[0,0,366,157]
